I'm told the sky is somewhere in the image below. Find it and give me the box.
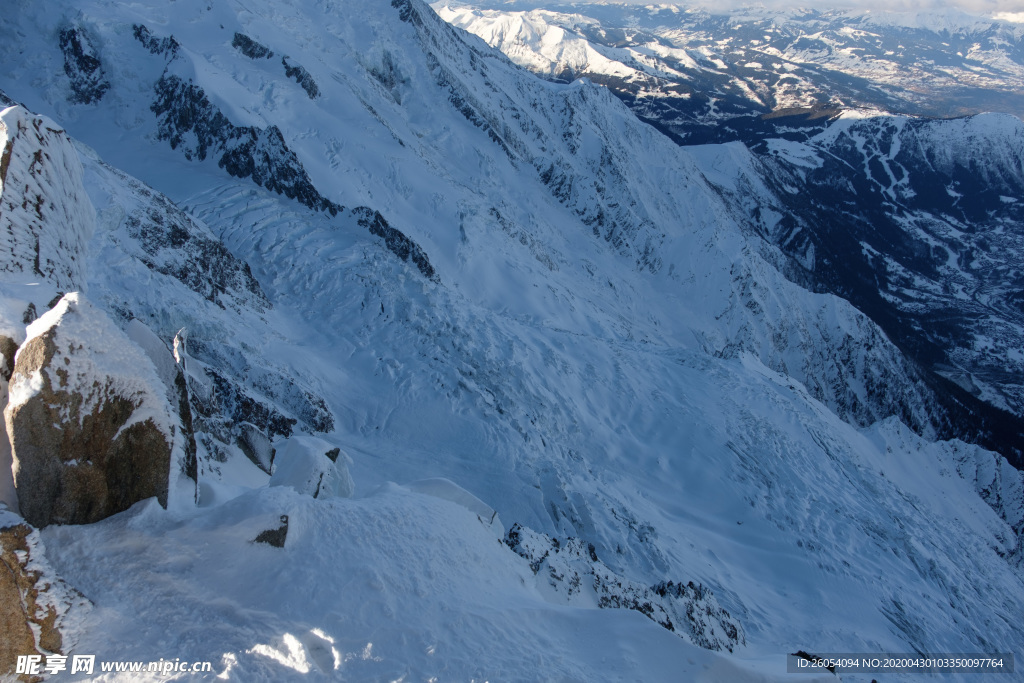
[544,0,1024,17]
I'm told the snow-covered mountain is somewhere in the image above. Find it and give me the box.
[438,2,1024,144]
[439,2,1024,464]
[0,0,1022,680]
[692,112,1024,461]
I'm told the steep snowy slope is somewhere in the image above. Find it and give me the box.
[0,0,958,441]
[0,0,1023,679]
[687,112,1024,465]
[439,2,1024,462]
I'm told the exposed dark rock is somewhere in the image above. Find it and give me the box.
[0,336,17,381]
[369,50,406,93]
[93,163,269,313]
[173,361,198,485]
[185,336,334,434]
[252,514,288,547]
[132,24,180,60]
[151,74,339,213]
[0,525,41,680]
[173,333,335,481]
[790,651,836,673]
[505,523,745,652]
[391,0,420,25]
[188,365,297,446]
[282,57,319,99]
[7,295,173,528]
[353,207,437,281]
[224,125,337,211]
[149,74,438,281]
[230,33,319,99]
[122,195,270,311]
[1,522,57,680]
[232,33,273,60]
[58,27,109,104]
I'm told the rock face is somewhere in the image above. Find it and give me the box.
[59,26,109,104]
[0,510,89,679]
[5,294,180,528]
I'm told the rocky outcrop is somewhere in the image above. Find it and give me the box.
[231,33,318,99]
[232,33,274,60]
[189,364,297,443]
[148,74,435,279]
[953,441,1024,567]
[236,422,275,474]
[282,57,319,99]
[505,523,745,652]
[252,514,288,548]
[121,185,270,312]
[59,26,109,104]
[353,208,437,280]
[151,73,339,214]
[0,510,89,679]
[132,24,180,60]
[0,336,16,381]
[5,294,182,528]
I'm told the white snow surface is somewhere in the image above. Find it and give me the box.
[42,486,807,682]
[0,106,91,344]
[437,5,652,79]
[269,435,355,500]
[406,476,503,534]
[0,0,1020,680]
[125,319,182,407]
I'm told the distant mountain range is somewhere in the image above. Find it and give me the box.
[438,2,1024,143]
